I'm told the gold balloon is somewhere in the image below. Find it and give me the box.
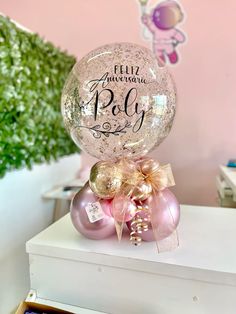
[89,161,123,199]
[131,181,152,201]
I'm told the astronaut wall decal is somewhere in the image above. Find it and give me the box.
[139,0,186,65]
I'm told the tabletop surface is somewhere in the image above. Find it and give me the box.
[27,204,236,283]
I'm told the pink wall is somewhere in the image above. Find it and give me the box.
[1,0,236,206]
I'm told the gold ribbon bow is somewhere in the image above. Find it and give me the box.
[144,163,175,191]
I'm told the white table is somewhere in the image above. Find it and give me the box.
[219,165,236,202]
[42,178,84,221]
[26,205,236,314]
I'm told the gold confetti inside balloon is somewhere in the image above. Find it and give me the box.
[61,42,176,160]
[89,161,123,199]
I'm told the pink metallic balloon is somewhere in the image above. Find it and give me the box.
[111,195,137,222]
[127,188,180,241]
[71,182,116,240]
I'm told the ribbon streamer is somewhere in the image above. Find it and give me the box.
[148,190,179,253]
[130,205,149,246]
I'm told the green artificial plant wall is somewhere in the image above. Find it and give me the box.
[0,16,78,178]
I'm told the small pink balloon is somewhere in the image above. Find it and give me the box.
[101,199,113,217]
[127,188,180,241]
[71,182,116,240]
[111,195,137,222]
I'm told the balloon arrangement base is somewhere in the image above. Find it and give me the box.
[71,157,180,253]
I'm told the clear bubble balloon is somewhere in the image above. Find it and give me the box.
[61,42,176,160]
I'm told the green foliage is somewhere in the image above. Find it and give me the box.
[0,16,78,178]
